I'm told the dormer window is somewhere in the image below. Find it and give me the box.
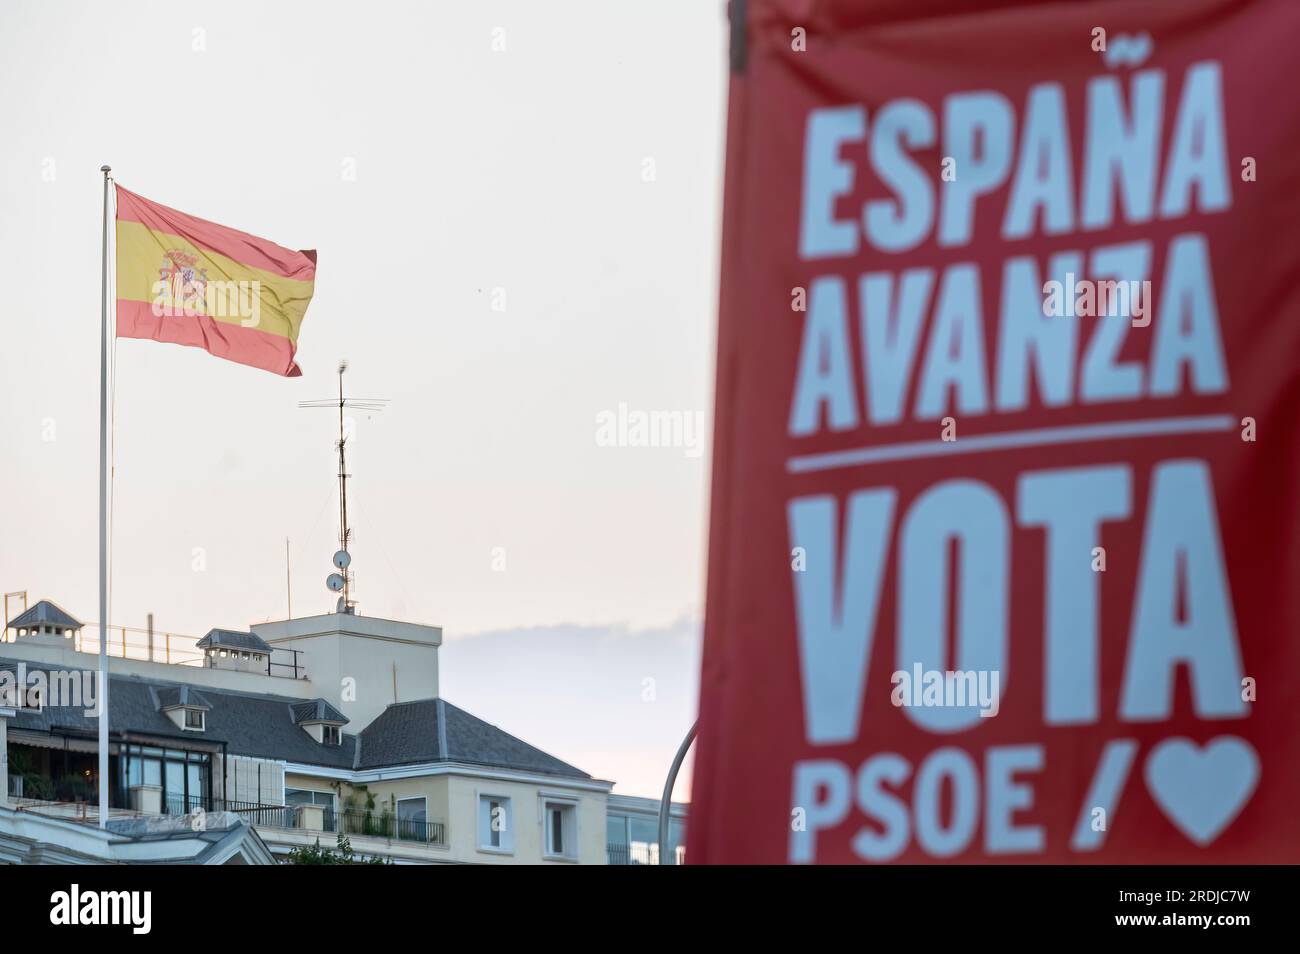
[158,686,212,732]
[291,698,350,745]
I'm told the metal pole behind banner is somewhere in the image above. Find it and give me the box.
[658,721,696,865]
[98,164,112,828]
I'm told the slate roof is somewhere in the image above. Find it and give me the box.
[195,629,272,653]
[0,659,356,770]
[7,600,82,630]
[290,698,348,725]
[156,685,212,711]
[0,658,592,779]
[357,698,591,778]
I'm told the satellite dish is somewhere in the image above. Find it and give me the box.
[326,573,345,592]
[333,550,351,570]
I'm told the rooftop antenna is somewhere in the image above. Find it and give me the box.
[299,360,389,613]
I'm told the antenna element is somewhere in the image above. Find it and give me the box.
[298,359,389,613]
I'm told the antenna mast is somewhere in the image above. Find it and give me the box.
[299,359,389,614]
[336,360,351,607]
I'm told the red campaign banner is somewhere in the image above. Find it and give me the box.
[690,0,1300,863]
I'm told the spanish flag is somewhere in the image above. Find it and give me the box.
[115,185,316,377]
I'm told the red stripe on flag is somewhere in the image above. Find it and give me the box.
[115,186,316,282]
[116,299,302,377]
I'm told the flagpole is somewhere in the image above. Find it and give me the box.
[98,164,112,828]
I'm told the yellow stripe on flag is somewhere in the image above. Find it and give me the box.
[116,219,315,343]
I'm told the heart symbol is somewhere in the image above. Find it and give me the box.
[1144,736,1259,846]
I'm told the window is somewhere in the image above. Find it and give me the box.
[165,761,184,803]
[118,747,212,814]
[397,797,428,841]
[543,799,578,859]
[477,794,513,852]
[285,787,336,825]
[286,788,335,810]
[629,816,659,865]
[669,818,687,865]
[321,724,341,745]
[607,815,629,864]
[183,708,205,731]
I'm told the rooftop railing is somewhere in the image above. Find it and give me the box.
[0,623,305,679]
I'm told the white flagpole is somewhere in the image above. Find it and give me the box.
[98,164,112,828]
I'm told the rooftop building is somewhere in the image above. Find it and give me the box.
[0,598,631,864]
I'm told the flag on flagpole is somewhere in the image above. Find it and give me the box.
[114,185,316,377]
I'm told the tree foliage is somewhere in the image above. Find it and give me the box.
[284,833,389,865]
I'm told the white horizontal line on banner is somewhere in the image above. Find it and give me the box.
[786,414,1236,475]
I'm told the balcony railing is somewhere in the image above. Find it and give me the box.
[213,802,447,847]
[608,842,684,865]
[608,842,649,865]
[164,793,208,815]
[222,800,298,828]
[326,808,447,846]
[11,785,447,848]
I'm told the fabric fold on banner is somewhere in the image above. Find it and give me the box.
[114,185,316,376]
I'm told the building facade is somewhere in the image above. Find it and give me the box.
[0,599,631,864]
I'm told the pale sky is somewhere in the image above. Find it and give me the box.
[0,0,725,798]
